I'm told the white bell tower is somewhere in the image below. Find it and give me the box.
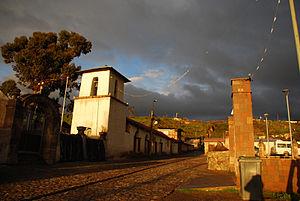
[71,66,130,157]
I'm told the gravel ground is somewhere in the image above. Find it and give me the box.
[0,154,248,201]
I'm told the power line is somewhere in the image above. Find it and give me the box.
[250,0,281,79]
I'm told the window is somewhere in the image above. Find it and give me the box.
[145,135,150,155]
[90,77,98,96]
[114,79,118,98]
[134,136,141,153]
[154,142,158,154]
[277,144,286,148]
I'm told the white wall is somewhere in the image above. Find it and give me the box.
[105,98,128,158]
[70,97,110,135]
[79,71,110,97]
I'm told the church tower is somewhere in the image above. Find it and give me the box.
[71,66,130,158]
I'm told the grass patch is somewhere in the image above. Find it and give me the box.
[264,192,300,201]
[176,186,238,193]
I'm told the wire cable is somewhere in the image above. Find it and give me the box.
[249,0,281,79]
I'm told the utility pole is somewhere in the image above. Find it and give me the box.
[289,0,300,72]
[60,76,69,132]
[282,89,293,159]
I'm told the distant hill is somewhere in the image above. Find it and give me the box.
[131,116,300,141]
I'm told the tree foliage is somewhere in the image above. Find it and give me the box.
[0,79,21,98]
[1,30,92,96]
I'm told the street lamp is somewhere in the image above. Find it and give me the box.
[149,99,158,155]
[282,89,293,159]
[264,113,269,157]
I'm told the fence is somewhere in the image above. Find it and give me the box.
[60,133,105,162]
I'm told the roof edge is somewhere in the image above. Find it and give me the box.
[79,66,131,83]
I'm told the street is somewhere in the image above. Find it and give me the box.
[0,153,231,201]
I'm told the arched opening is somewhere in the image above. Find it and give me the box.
[160,139,163,154]
[114,79,118,98]
[19,103,46,153]
[90,77,98,96]
[133,129,141,153]
[18,94,60,164]
[145,135,150,155]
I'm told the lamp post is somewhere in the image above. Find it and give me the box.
[282,89,293,158]
[264,113,269,157]
[149,99,158,155]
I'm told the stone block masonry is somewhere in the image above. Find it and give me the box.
[231,77,255,158]
[207,151,230,171]
[229,77,255,175]
[261,158,299,193]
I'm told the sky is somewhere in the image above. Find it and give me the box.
[0,0,299,120]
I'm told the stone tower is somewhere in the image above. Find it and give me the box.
[71,66,130,158]
[229,77,255,171]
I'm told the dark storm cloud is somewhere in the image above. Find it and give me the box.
[0,0,299,120]
[125,83,231,120]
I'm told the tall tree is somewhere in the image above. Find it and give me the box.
[1,30,92,96]
[0,79,21,98]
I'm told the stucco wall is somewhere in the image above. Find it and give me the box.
[157,129,178,140]
[79,70,125,101]
[172,142,178,154]
[79,70,110,97]
[105,98,128,158]
[161,137,170,154]
[108,71,125,101]
[126,120,183,156]
[126,124,148,154]
[71,97,110,135]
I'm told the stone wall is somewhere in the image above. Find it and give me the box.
[207,151,230,171]
[229,77,255,175]
[261,158,299,193]
[231,77,255,158]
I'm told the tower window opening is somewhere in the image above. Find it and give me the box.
[91,77,98,96]
[114,79,118,98]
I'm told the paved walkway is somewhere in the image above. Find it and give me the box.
[178,171,236,189]
[163,165,240,201]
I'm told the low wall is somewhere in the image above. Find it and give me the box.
[261,158,299,193]
[207,151,230,171]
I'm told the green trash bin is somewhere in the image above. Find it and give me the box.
[239,157,263,201]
